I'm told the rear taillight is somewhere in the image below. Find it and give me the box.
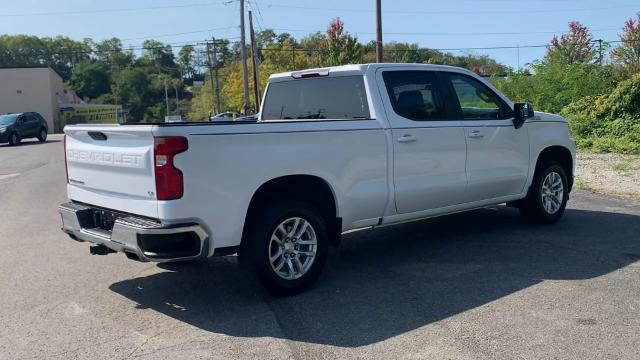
[64,134,69,184]
[154,136,188,200]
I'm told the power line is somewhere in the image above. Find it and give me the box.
[0,1,236,17]
[4,41,210,59]
[120,26,239,41]
[270,27,622,37]
[3,36,638,59]
[257,38,639,54]
[261,2,639,15]
[248,0,266,31]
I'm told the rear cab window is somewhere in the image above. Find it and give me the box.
[261,75,370,121]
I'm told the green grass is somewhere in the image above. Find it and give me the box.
[575,135,640,155]
[613,159,640,172]
[573,176,588,190]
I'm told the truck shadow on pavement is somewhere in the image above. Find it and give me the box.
[110,206,640,347]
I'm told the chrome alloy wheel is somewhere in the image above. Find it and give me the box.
[269,217,318,280]
[541,171,564,215]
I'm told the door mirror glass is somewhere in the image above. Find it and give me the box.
[513,102,534,128]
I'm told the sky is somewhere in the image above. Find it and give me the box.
[0,0,638,70]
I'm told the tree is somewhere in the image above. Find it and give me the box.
[546,21,597,64]
[178,45,196,81]
[140,40,177,73]
[317,18,364,66]
[379,42,422,64]
[0,35,91,79]
[611,13,640,74]
[68,62,111,100]
[112,67,153,121]
[95,38,134,72]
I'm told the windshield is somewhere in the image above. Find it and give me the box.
[0,114,18,126]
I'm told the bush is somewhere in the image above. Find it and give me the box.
[562,73,640,153]
[493,62,618,114]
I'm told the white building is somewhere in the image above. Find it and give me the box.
[0,66,83,133]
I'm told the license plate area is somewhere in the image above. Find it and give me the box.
[90,209,125,232]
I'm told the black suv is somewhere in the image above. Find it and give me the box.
[0,112,49,146]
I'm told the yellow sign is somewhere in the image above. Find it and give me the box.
[58,105,121,130]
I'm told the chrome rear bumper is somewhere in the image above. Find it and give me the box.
[58,202,208,262]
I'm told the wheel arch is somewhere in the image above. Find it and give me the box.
[534,145,574,191]
[242,174,342,246]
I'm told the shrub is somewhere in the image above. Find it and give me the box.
[561,73,640,154]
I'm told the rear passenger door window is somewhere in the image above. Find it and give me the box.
[25,114,38,135]
[448,74,512,120]
[382,71,447,121]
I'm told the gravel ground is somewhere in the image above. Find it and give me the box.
[576,152,640,200]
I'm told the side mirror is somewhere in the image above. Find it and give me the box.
[513,102,534,129]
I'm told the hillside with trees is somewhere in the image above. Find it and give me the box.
[494,13,640,153]
[1,13,639,153]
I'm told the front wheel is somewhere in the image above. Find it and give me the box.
[38,128,47,142]
[8,132,20,146]
[240,199,329,295]
[519,161,569,224]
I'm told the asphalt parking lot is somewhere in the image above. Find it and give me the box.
[1,135,639,359]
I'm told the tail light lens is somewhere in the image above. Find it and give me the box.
[154,137,188,200]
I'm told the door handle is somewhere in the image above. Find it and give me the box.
[397,134,416,143]
[468,130,484,139]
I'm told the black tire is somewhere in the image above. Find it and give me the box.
[38,128,47,142]
[519,161,569,224]
[8,132,19,146]
[240,199,329,295]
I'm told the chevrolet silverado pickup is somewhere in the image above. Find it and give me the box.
[59,63,575,294]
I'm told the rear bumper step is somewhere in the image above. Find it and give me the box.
[58,202,208,262]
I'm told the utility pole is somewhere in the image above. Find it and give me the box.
[375,0,383,63]
[240,0,250,115]
[206,42,216,114]
[206,38,222,115]
[213,41,221,115]
[249,10,261,111]
[164,77,169,117]
[597,39,604,65]
[292,43,295,70]
[174,86,179,116]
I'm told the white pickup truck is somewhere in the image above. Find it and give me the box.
[59,63,575,294]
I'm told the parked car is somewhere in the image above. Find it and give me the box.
[209,112,235,121]
[59,64,575,294]
[0,112,48,146]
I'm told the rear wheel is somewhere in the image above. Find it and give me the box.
[240,199,329,295]
[8,132,19,146]
[38,128,47,142]
[519,161,569,224]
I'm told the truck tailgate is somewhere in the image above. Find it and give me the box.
[64,125,158,218]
